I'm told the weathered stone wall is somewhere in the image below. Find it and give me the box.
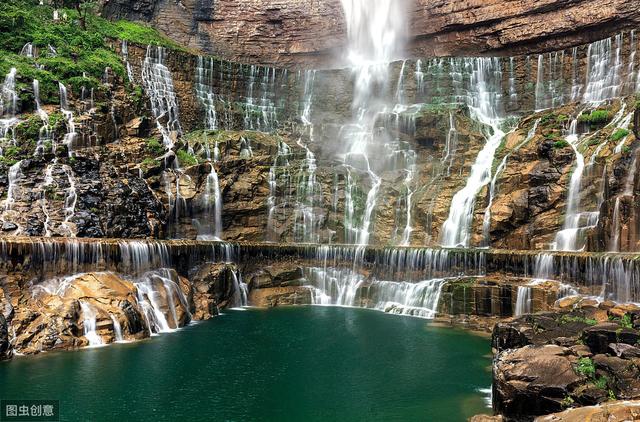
[102,0,640,68]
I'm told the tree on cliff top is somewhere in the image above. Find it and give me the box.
[51,0,97,30]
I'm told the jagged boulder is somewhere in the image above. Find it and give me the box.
[188,263,241,318]
[245,264,312,307]
[582,323,640,354]
[493,345,584,418]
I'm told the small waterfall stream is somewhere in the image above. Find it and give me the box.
[441,58,507,247]
[33,79,51,155]
[58,83,78,156]
[0,68,19,153]
[79,301,104,347]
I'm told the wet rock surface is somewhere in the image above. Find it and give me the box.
[492,307,640,420]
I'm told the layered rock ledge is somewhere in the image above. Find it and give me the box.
[101,0,640,67]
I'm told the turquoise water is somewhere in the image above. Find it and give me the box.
[0,307,491,421]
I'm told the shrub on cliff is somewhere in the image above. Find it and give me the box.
[578,110,612,125]
[0,0,181,106]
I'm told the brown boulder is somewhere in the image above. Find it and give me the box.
[248,286,313,308]
[493,345,583,418]
[582,323,640,354]
[534,400,640,422]
[189,262,242,318]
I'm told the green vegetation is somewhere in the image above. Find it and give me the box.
[611,128,630,142]
[575,357,596,378]
[0,0,182,106]
[620,313,633,329]
[622,145,632,155]
[540,113,568,129]
[553,140,569,149]
[176,149,198,167]
[558,314,598,326]
[594,376,608,390]
[578,110,613,125]
[140,157,157,168]
[560,396,574,409]
[146,138,165,156]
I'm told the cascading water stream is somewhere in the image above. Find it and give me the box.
[266,140,292,241]
[292,70,323,243]
[194,56,224,240]
[441,58,506,248]
[609,154,638,252]
[141,46,182,149]
[339,0,409,247]
[141,46,189,232]
[196,163,223,240]
[110,314,125,342]
[514,286,532,316]
[583,34,624,104]
[58,83,78,156]
[552,119,593,251]
[4,160,22,212]
[79,301,104,347]
[0,68,19,153]
[33,80,51,155]
[482,119,541,245]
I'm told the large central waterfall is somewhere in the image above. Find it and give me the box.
[339,0,412,246]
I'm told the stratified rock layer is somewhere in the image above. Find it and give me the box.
[102,0,640,67]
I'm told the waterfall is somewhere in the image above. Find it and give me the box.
[609,154,638,252]
[33,80,51,155]
[514,286,532,316]
[415,59,425,97]
[306,266,446,319]
[58,83,78,156]
[4,160,22,212]
[79,301,104,347]
[243,65,278,132]
[583,34,624,103]
[196,163,223,240]
[60,164,78,237]
[266,140,292,242]
[441,58,506,247]
[41,164,54,237]
[110,314,125,342]
[195,56,218,131]
[508,57,518,107]
[443,112,459,176]
[534,54,545,111]
[20,42,35,58]
[134,269,190,333]
[194,56,224,240]
[292,70,323,243]
[339,0,409,246]
[121,40,135,83]
[482,119,541,245]
[552,119,592,251]
[229,270,248,309]
[141,45,182,149]
[0,68,19,151]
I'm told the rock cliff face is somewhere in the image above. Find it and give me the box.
[102,0,640,68]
